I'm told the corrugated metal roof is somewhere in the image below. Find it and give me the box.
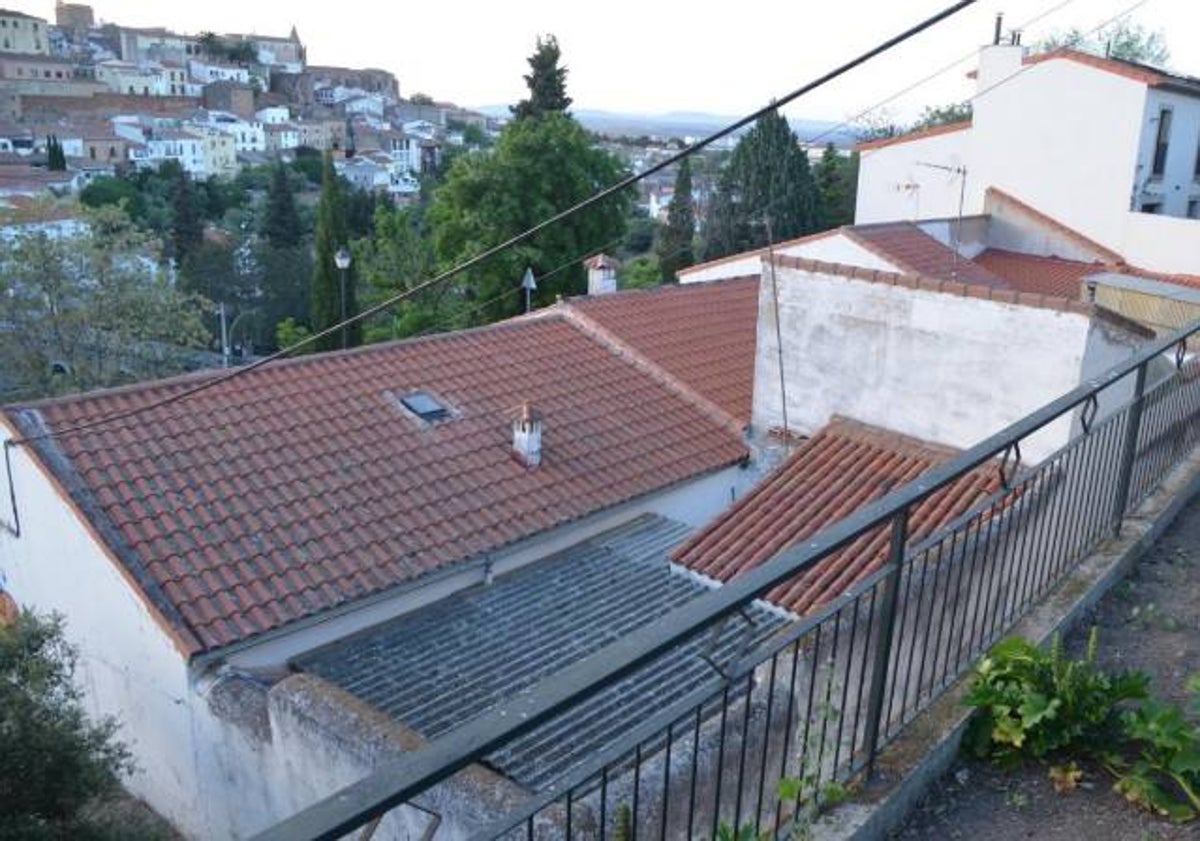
[295,514,784,790]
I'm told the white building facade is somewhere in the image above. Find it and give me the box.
[855,47,1200,275]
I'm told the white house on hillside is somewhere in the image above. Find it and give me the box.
[855,45,1200,275]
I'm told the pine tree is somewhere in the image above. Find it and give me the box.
[657,157,695,283]
[262,161,302,248]
[510,35,573,121]
[704,110,818,260]
[170,167,204,265]
[310,153,360,351]
[815,143,853,230]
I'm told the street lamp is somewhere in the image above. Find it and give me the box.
[334,247,352,350]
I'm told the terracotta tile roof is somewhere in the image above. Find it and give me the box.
[854,120,972,152]
[8,315,749,656]
[972,248,1103,299]
[767,253,1154,338]
[1023,48,1200,94]
[845,222,1010,289]
[558,276,761,427]
[672,417,1000,615]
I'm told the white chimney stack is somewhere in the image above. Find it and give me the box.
[584,254,618,295]
[512,402,543,468]
[976,43,1025,95]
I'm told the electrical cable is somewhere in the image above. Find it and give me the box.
[7,0,980,447]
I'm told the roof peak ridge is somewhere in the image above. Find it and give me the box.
[557,304,747,436]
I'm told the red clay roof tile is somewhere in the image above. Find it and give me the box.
[12,313,748,656]
[560,277,760,426]
[672,417,999,615]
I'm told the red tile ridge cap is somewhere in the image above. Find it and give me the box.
[764,251,1151,336]
[854,119,972,152]
[1024,48,1167,87]
[677,228,841,279]
[985,186,1125,265]
[553,303,749,436]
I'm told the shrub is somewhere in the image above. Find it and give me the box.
[963,630,1148,763]
[0,610,135,839]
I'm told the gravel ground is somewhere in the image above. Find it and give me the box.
[891,494,1200,841]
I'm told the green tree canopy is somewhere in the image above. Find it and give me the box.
[79,176,145,219]
[511,35,573,121]
[1038,19,1169,66]
[262,160,303,248]
[0,206,212,396]
[429,113,629,321]
[657,157,695,283]
[353,204,445,341]
[814,143,857,230]
[169,166,204,265]
[0,610,135,838]
[705,110,818,260]
[911,102,973,130]
[309,153,360,351]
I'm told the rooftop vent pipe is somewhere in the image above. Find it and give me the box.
[993,13,1003,46]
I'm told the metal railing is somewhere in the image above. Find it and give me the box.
[255,322,1200,841]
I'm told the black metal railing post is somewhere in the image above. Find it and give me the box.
[862,508,909,776]
[1112,360,1149,535]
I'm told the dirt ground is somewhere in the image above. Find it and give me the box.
[890,494,1200,841]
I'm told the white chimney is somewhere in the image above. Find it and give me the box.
[512,402,542,468]
[976,43,1025,95]
[584,253,618,295]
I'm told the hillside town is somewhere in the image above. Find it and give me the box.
[1,3,1200,841]
[0,2,496,199]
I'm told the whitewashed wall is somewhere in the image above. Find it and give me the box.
[750,262,1140,462]
[854,127,973,225]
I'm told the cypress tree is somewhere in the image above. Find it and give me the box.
[262,160,302,248]
[657,157,695,283]
[170,168,204,265]
[310,154,360,351]
[510,35,573,121]
[704,110,818,260]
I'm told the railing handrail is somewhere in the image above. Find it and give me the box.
[253,322,1200,841]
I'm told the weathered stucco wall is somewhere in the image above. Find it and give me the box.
[749,261,1139,462]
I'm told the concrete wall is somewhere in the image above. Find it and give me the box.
[750,261,1139,462]
[679,233,899,285]
[855,127,973,224]
[0,420,204,833]
[1120,211,1200,275]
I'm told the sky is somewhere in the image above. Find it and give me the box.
[7,0,1199,123]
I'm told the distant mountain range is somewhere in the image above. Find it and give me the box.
[475,106,860,148]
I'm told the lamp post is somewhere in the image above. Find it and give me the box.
[334,247,352,350]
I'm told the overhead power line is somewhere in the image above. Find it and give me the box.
[9,0,979,448]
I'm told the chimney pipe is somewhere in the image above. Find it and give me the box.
[512,402,542,468]
[993,13,1003,46]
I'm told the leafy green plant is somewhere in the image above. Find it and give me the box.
[1108,697,1200,822]
[963,631,1149,763]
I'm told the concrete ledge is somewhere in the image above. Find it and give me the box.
[814,444,1200,840]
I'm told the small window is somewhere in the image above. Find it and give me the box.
[399,391,450,422]
[1141,201,1162,215]
[1152,109,1172,177]
[1189,200,1200,220]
